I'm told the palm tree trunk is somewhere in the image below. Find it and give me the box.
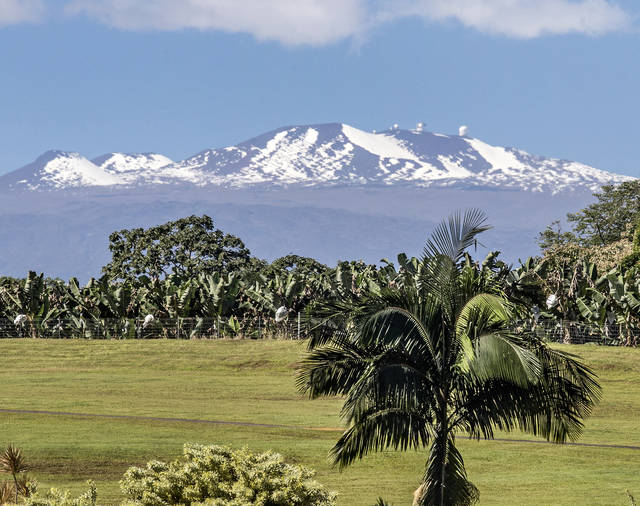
[438,411,448,506]
[438,430,448,506]
[13,473,18,503]
[421,429,479,506]
[419,391,451,506]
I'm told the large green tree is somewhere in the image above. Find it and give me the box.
[102,215,251,281]
[298,210,600,506]
[568,180,640,245]
[539,180,640,249]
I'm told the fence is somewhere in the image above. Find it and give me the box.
[513,319,638,346]
[1,316,638,345]
[0,315,307,340]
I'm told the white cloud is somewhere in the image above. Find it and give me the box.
[65,0,370,46]
[383,0,631,39]
[0,0,44,26]
[30,0,633,44]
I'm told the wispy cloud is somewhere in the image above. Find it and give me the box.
[0,0,44,26]
[383,0,631,39]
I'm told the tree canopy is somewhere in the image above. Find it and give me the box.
[266,254,330,277]
[102,215,251,281]
[539,180,640,249]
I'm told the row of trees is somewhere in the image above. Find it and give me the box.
[0,262,369,338]
[0,257,530,338]
[4,205,640,342]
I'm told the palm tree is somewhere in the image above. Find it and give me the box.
[0,444,28,503]
[297,210,600,506]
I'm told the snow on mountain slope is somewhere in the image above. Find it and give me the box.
[1,151,123,189]
[93,153,173,174]
[1,151,176,189]
[0,123,631,192]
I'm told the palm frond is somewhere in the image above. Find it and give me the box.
[359,305,437,364]
[454,343,600,443]
[0,482,14,504]
[455,293,512,339]
[330,408,431,468]
[454,293,514,371]
[15,473,34,497]
[417,254,459,324]
[296,345,372,398]
[339,358,437,426]
[467,333,541,387]
[525,345,601,442]
[0,445,27,475]
[423,209,491,263]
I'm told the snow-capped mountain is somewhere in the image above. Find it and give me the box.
[0,123,629,192]
[0,122,634,280]
[2,150,175,189]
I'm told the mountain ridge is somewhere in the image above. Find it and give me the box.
[1,123,631,193]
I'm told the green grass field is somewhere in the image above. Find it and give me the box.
[0,339,639,505]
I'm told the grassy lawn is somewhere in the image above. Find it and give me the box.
[0,339,639,505]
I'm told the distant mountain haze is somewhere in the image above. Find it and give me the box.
[0,123,631,280]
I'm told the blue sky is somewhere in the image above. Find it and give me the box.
[1,0,640,176]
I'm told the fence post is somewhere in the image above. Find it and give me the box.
[217,316,220,339]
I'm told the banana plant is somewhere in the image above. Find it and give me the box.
[332,260,381,299]
[0,271,59,337]
[245,272,307,318]
[227,315,241,337]
[62,277,102,320]
[197,272,243,317]
[137,276,194,318]
[603,271,640,345]
[576,288,608,326]
[92,279,138,318]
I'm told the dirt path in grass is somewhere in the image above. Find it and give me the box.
[2,407,639,451]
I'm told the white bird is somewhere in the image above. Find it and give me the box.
[14,314,27,325]
[546,294,558,309]
[143,314,155,328]
[275,306,288,322]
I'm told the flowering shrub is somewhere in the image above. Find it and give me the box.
[120,444,337,506]
[23,481,97,506]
